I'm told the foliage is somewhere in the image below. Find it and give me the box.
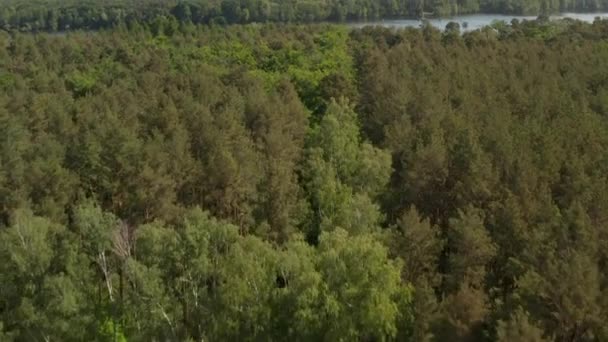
[1,17,608,341]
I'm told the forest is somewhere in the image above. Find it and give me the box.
[2,0,608,31]
[1,3,608,341]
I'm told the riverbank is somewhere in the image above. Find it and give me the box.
[347,12,608,31]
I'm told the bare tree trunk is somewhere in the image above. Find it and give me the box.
[97,251,114,302]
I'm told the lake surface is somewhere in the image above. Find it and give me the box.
[348,12,608,31]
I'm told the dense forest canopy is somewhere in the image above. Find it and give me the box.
[1,5,608,342]
[2,0,608,31]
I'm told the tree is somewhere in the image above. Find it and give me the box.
[386,206,443,284]
[316,229,414,340]
[303,99,391,240]
[0,209,91,341]
[496,308,548,342]
[446,206,497,289]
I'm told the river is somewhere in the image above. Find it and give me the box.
[348,12,608,31]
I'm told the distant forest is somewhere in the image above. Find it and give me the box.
[1,0,608,31]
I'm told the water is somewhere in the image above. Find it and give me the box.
[348,13,608,31]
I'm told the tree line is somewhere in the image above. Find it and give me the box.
[2,0,608,32]
[1,17,608,341]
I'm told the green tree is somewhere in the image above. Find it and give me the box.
[0,209,90,341]
[304,99,391,239]
[317,229,414,340]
